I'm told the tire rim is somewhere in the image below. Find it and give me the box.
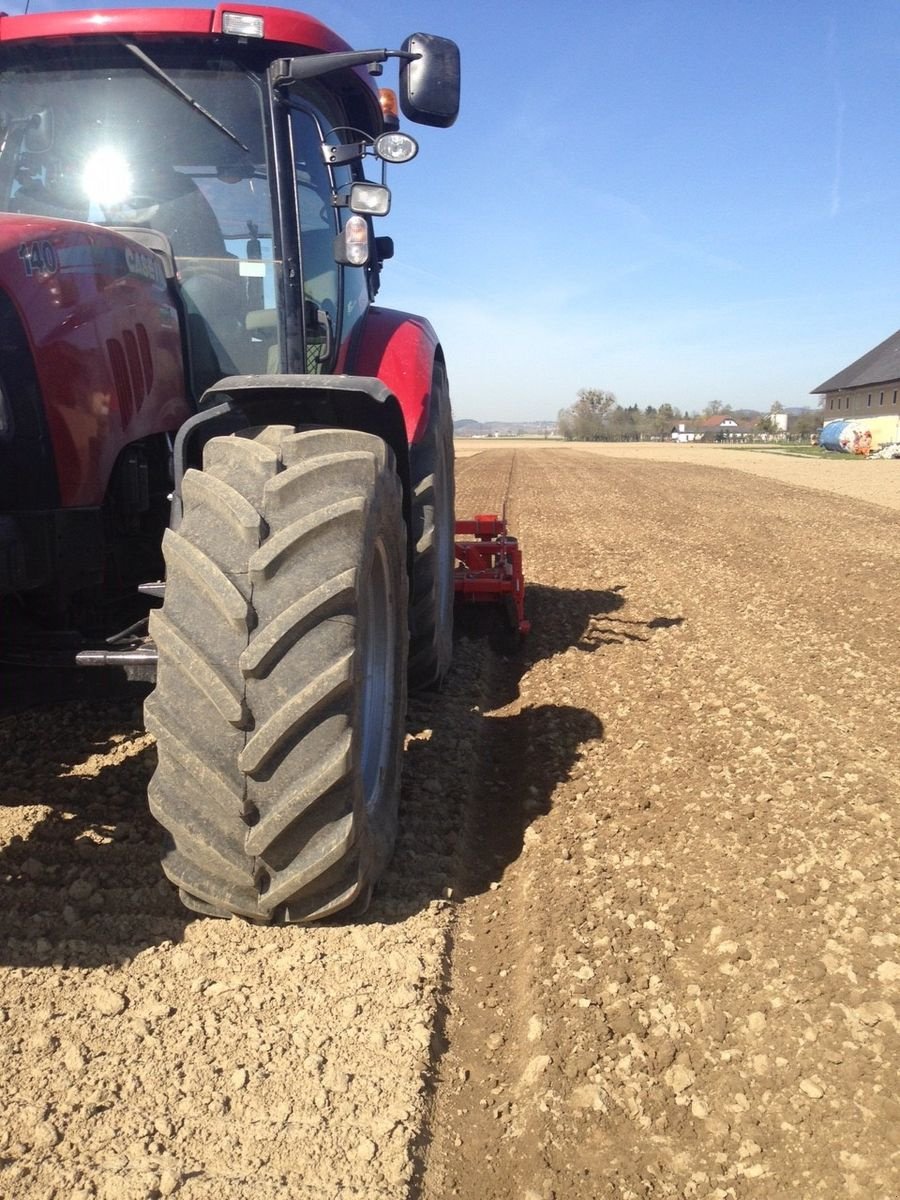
[360,535,394,812]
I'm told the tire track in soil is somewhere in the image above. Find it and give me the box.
[420,447,900,1200]
[416,449,611,1197]
[410,449,605,1195]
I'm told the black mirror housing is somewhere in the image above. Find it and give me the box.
[399,34,460,128]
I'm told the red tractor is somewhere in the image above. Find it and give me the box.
[0,5,460,921]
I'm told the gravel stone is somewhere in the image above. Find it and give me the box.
[91,987,128,1016]
[799,1079,825,1099]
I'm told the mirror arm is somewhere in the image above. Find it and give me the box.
[272,49,417,88]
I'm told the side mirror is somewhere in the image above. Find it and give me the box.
[399,34,460,129]
[304,299,332,362]
[24,109,53,153]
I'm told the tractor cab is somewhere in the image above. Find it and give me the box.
[0,13,459,397]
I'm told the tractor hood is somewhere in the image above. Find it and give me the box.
[0,213,187,508]
[0,212,169,300]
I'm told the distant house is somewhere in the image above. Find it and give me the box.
[670,422,699,443]
[694,415,756,440]
[671,414,755,442]
[813,328,900,419]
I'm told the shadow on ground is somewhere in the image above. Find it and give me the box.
[0,680,191,967]
[371,582,684,922]
[0,583,684,954]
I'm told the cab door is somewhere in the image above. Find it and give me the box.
[288,106,341,374]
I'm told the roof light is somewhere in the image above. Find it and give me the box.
[379,88,400,132]
[222,12,265,38]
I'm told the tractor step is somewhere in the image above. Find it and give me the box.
[453,514,530,636]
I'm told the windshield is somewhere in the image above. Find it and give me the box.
[0,42,281,388]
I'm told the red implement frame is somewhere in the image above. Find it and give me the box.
[454,514,530,635]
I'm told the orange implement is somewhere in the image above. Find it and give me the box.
[453,513,530,635]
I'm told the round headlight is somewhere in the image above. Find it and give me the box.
[373,133,419,164]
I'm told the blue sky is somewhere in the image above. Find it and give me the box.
[8,0,900,419]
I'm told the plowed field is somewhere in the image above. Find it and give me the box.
[1,443,897,1200]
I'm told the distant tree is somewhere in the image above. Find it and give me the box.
[608,405,638,441]
[703,399,733,417]
[793,410,822,441]
[577,388,617,419]
[557,406,575,440]
[638,405,658,439]
[770,400,785,414]
[557,388,618,440]
[649,402,677,439]
[756,415,777,435]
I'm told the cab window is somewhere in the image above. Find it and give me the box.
[289,108,339,373]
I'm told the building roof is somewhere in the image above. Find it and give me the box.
[812,327,900,394]
[689,415,756,432]
[694,415,738,429]
[670,421,756,437]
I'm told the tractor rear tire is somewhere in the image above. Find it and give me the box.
[144,427,408,922]
[408,361,455,690]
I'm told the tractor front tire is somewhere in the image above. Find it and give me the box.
[145,427,408,922]
[408,362,455,690]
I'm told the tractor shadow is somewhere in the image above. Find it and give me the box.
[0,677,191,967]
[371,583,684,922]
[0,583,686,952]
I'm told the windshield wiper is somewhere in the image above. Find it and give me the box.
[118,38,249,153]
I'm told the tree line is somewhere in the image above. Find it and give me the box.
[556,390,821,442]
